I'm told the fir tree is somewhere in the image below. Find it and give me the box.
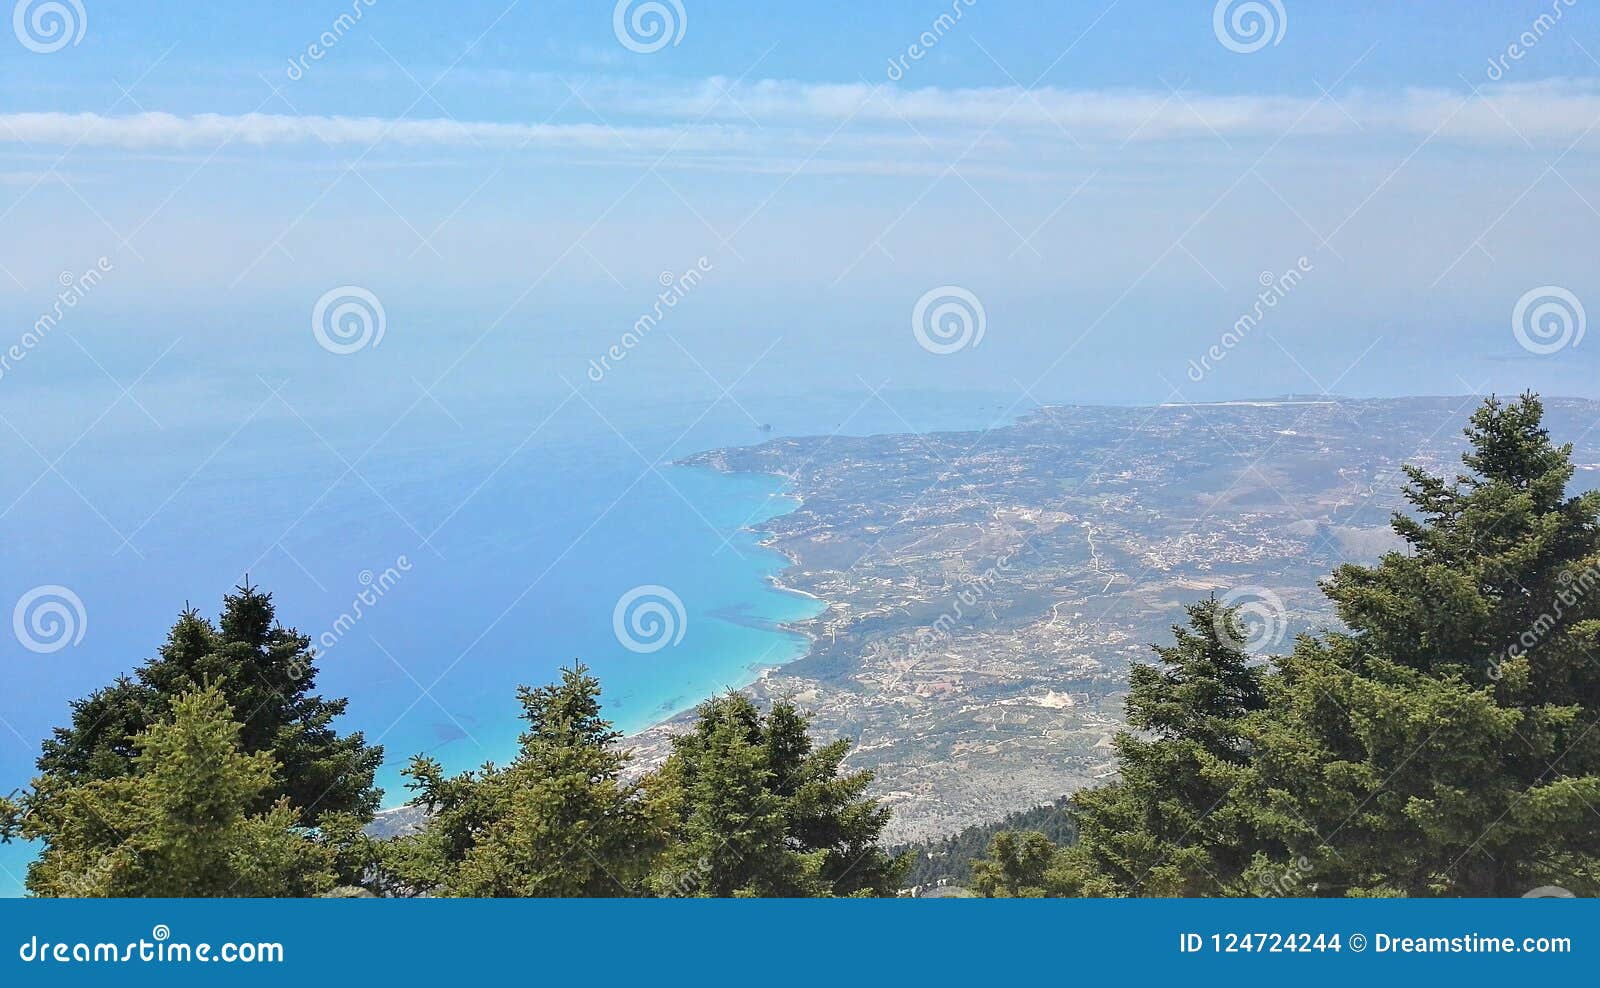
[11,686,335,897]
[971,831,1063,897]
[389,664,661,896]
[998,598,1267,897]
[1247,394,1600,896]
[650,694,809,896]
[34,583,382,826]
[763,701,903,896]
[650,694,906,897]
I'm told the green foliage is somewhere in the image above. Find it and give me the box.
[1243,394,1600,896]
[649,693,906,897]
[384,664,663,896]
[33,583,382,826]
[6,629,904,898]
[978,393,1600,898]
[383,676,903,898]
[648,695,803,897]
[1065,597,1267,896]
[971,831,1069,897]
[12,686,335,897]
[894,797,1075,890]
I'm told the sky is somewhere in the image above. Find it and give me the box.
[2,0,1600,435]
[2,0,1600,895]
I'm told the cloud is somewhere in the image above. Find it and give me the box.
[1,77,1596,175]
[0,110,733,153]
[627,76,1600,144]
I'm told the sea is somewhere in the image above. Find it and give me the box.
[0,384,1029,894]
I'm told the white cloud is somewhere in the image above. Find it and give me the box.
[1,78,1596,173]
[0,111,735,153]
[633,76,1600,144]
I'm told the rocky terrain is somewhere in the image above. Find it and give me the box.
[635,396,1600,842]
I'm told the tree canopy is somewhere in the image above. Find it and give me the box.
[976,394,1600,898]
[379,672,905,898]
[34,583,383,826]
[12,685,337,897]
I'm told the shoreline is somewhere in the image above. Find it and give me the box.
[616,464,832,749]
[371,463,831,823]
[701,466,831,648]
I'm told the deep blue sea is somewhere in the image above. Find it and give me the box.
[0,386,1028,894]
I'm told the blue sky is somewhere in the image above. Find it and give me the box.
[4,0,1600,896]
[2,0,1600,435]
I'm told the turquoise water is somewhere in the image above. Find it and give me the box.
[0,386,1027,894]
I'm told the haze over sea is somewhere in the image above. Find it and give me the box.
[0,357,1029,895]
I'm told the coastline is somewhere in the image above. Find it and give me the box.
[696,464,836,631]
[371,463,831,830]
[637,464,830,733]
[616,463,837,781]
